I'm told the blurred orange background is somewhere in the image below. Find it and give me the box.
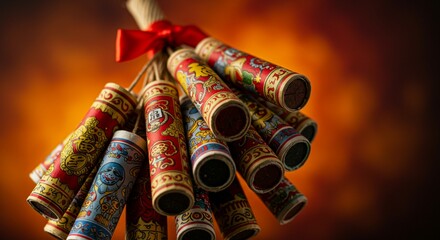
[0,0,438,239]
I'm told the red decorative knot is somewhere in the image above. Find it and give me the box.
[116,20,208,62]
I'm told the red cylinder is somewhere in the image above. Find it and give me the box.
[195,37,311,112]
[143,80,194,216]
[228,125,284,193]
[167,49,250,142]
[27,83,137,220]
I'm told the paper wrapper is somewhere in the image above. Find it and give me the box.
[195,37,311,112]
[181,96,235,192]
[258,98,317,142]
[27,83,137,220]
[67,130,146,240]
[126,161,167,240]
[210,178,260,240]
[175,186,215,240]
[143,80,194,216]
[257,178,307,225]
[167,48,250,142]
[29,134,70,184]
[228,125,284,193]
[44,165,99,239]
[234,89,311,171]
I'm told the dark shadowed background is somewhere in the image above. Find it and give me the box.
[0,0,438,239]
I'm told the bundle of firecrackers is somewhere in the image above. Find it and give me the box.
[26,3,318,240]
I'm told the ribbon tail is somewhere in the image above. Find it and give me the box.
[116,29,161,62]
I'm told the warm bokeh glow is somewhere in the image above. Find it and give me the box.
[0,0,437,239]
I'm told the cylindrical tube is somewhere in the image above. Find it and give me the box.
[44,165,99,239]
[257,177,307,225]
[29,134,70,184]
[27,83,137,220]
[195,37,311,112]
[143,80,194,216]
[126,162,167,240]
[167,48,250,142]
[228,125,284,193]
[210,178,260,240]
[258,98,317,142]
[175,186,215,240]
[181,96,235,192]
[234,89,311,171]
[67,130,146,240]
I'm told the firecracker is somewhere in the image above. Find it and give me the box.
[228,124,284,193]
[167,48,251,142]
[67,130,147,240]
[195,37,311,112]
[180,95,236,192]
[143,79,194,216]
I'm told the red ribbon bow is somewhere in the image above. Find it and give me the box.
[116,20,208,62]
